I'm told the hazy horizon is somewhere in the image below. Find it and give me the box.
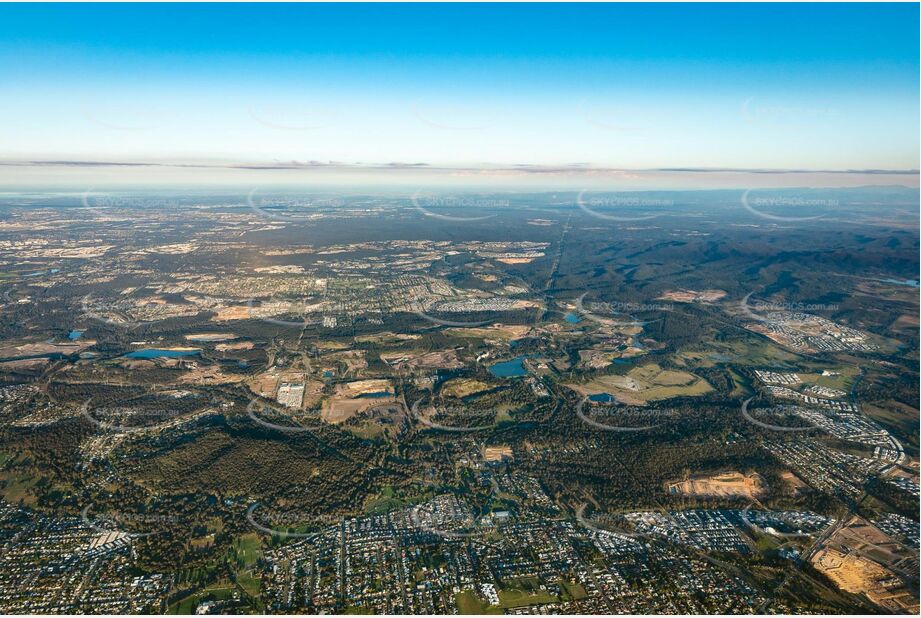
[1,3,918,190]
[1,160,918,193]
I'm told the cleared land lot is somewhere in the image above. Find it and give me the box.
[483,445,513,462]
[322,379,395,424]
[445,324,531,341]
[810,516,920,614]
[667,471,765,499]
[380,348,464,371]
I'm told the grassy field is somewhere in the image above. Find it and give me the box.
[441,378,494,398]
[727,368,752,397]
[560,580,588,600]
[570,362,713,405]
[494,405,520,425]
[364,485,404,514]
[674,348,720,368]
[498,587,557,608]
[685,337,800,367]
[232,534,262,568]
[454,590,502,614]
[364,486,431,515]
[347,420,388,441]
[235,571,261,598]
[797,364,860,391]
[168,582,237,614]
[754,533,782,553]
[864,402,919,449]
[0,470,38,505]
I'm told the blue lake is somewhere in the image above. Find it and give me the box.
[25,268,58,278]
[588,393,615,403]
[564,312,581,324]
[488,355,532,378]
[126,349,200,359]
[358,391,392,399]
[881,278,919,288]
[68,330,84,340]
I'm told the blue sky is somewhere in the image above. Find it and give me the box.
[0,3,918,187]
